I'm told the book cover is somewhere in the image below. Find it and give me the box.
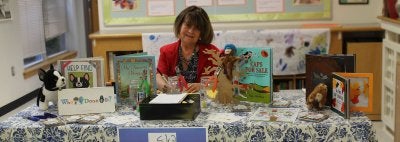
[331,73,350,119]
[298,111,329,122]
[234,47,273,103]
[58,57,105,88]
[334,72,374,113]
[305,54,355,106]
[113,54,157,103]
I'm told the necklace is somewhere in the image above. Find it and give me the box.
[180,45,198,64]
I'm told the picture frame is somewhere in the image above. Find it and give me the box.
[339,0,369,5]
[335,72,373,113]
[0,0,12,21]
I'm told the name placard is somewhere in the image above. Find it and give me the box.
[119,127,207,142]
[58,87,115,115]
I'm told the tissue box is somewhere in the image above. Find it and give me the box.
[139,93,200,120]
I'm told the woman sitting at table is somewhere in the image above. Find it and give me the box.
[156,5,220,93]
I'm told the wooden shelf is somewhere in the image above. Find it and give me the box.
[89,32,143,84]
[379,16,400,142]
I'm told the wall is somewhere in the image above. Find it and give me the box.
[98,1,383,32]
[0,0,25,108]
[0,0,87,108]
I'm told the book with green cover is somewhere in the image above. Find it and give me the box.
[58,57,105,88]
[113,53,157,104]
[234,47,273,103]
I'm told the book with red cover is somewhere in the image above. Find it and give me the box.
[305,54,356,106]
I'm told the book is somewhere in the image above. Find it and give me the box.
[305,54,355,106]
[331,73,350,119]
[249,107,299,123]
[113,53,157,104]
[149,93,188,104]
[234,47,273,103]
[269,100,291,108]
[334,72,374,113]
[298,111,329,122]
[58,57,105,88]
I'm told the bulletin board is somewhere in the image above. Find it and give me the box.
[103,0,331,26]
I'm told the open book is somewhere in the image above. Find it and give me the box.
[149,93,188,104]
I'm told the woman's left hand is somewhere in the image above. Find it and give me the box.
[186,83,201,93]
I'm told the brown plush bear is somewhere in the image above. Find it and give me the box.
[307,83,327,110]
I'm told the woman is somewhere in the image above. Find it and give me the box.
[156,5,220,93]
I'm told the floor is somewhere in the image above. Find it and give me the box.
[0,99,394,142]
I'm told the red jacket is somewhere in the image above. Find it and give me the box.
[157,40,220,83]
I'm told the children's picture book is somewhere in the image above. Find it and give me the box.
[269,100,291,108]
[331,73,350,119]
[298,111,329,122]
[334,72,374,113]
[305,54,355,106]
[234,47,273,103]
[249,107,299,123]
[113,53,157,104]
[58,57,105,88]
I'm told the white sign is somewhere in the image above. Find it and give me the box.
[148,133,177,142]
[58,87,115,115]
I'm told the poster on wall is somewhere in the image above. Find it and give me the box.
[0,0,11,21]
[103,0,331,26]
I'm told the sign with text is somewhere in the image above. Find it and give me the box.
[119,127,207,142]
[58,87,115,115]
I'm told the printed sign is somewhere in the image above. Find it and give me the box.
[58,87,115,115]
[119,127,207,142]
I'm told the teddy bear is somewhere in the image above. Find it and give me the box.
[37,64,66,110]
[307,83,327,110]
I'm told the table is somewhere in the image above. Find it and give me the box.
[0,90,376,141]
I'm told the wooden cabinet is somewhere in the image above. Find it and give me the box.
[379,16,400,142]
[347,42,382,120]
[89,31,142,84]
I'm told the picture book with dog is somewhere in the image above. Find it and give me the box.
[233,47,273,103]
[305,54,355,106]
[331,73,350,119]
[58,57,105,88]
[113,53,157,104]
[333,72,374,113]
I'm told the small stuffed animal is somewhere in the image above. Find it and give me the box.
[307,83,327,110]
[37,64,66,110]
[69,73,90,88]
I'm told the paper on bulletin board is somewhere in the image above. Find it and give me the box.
[103,0,331,26]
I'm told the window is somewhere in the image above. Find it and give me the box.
[20,0,67,68]
[45,34,66,57]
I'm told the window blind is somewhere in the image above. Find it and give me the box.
[18,0,46,59]
[43,0,67,40]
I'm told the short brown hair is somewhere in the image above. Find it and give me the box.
[174,6,214,44]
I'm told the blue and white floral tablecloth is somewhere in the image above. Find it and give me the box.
[0,90,376,142]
